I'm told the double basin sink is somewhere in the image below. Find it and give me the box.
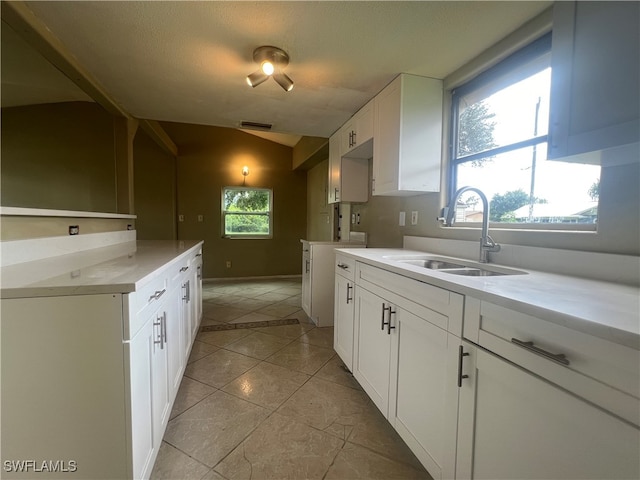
[383,255,527,277]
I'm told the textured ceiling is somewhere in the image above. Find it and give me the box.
[8,1,551,143]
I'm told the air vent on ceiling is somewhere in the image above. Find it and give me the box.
[240,121,272,131]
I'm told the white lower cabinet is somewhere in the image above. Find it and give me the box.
[352,264,463,479]
[343,258,639,480]
[353,286,393,414]
[333,270,355,370]
[127,311,155,480]
[390,322,459,479]
[1,245,203,480]
[456,341,640,480]
[165,286,183,407]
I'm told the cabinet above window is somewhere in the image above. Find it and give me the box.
[548,1,639,165]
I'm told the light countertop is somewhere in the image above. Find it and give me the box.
[1,240,203,299]
[336,248,640,350]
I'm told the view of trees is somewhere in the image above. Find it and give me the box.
[489,189,547,222]
[223,188,271,235]
[457,101,497,166]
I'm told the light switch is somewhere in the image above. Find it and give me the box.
[178,214,184,222]
[399,211,406,226]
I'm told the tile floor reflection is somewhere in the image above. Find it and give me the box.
[151,277,431,480]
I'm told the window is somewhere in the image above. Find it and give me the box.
[222,187,272,238]
[450,34,600,228]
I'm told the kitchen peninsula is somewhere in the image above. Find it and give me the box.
[1,217,203,480]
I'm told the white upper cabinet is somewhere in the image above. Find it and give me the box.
[341,99,374,158]
[328,129,369,205]
[373,74,443,196]
[548,1,639,163]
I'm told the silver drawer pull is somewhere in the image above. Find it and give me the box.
[149,289,166,302]
[511,338,570,366]
[180,266,189,272]
[337,263,349,270]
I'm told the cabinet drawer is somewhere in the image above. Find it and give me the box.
[170,255,192,284]
[131,273,169,336]
[465,299,640,425]
[335,254,356,281]
[357,263,460,316]
[356,263,463,334]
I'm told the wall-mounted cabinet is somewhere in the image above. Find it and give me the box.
[372,74,443,196]
[548,1,639,163]
[328,130,369,204]
[341,99,374,158]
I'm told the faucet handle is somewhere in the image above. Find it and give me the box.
[484,235,501,252]
[437,207,451,225]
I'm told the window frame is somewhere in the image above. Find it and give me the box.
[445,32,597,231]
[221,186,273,239]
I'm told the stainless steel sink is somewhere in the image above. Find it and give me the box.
[383,254,527,277]
[397,259,466,270]
[441,268,512,276]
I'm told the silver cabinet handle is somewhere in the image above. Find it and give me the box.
[511,338,570,366]
[197,265,202,280]
[186,280,191,303]
[337,263,349,270]
[195,253,202,257]
[180,266,189,272]
[153,316,163,348]
[346,283,353,304]
[305,260,310,274]
[457,345,470,387]
[149,289,166,302]
[162,312,167,346]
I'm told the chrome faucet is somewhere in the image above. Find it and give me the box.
[438,186,501,263]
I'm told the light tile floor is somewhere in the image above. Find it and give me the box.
[151,277,432,480]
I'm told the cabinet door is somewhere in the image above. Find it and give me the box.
[355,100,374,146]
[191,260,203,339]
[373,74,443,195]
[353,286,392,416]
[128,316,156,480]
[373,77,401,195]
[389,315,459,479]
[180,277,192,365]
[166,286,184,398]
[301,252,312,316]
[456,342,640,480]
[341,119,357,155]
[151,308,170,448]
[334,273,355,370]
[328,132,341,203]
[549,1,639,160]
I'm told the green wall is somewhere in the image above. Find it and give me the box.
[162,122,307,279]
[1,102,116,212]
[133,129,177,240]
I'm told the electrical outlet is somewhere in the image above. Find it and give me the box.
[411,211,419,225]
[197,215,204,222]
[69,225,79,235]
[178,214,184,222]
[226,260,232,268]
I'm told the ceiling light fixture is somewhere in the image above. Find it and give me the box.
[246,46,294,92]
